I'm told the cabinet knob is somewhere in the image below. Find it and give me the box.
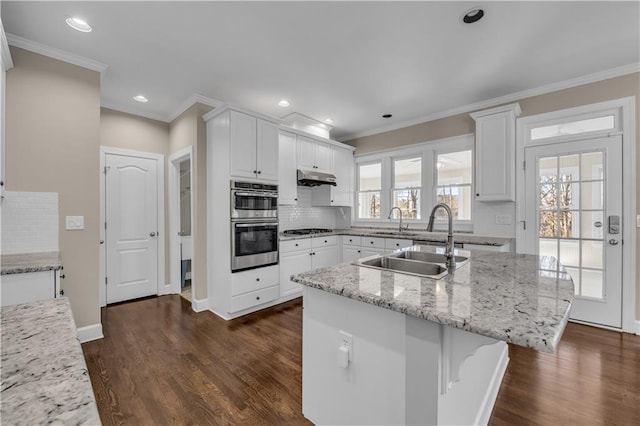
[396,243,400,247]
[253,170,257,174]
[476,193,480,197]
[294,198,298,201]
[357,250,361,253]
[370,241,374,244]
[60,274,66,279]
[324,240,327,243]
[256,278,260,281]
[257,170,262,174]
[256,296,260,300]
[0,180,4,187]
[59,289,65,296]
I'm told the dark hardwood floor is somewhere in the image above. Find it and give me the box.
[83,295,640,425]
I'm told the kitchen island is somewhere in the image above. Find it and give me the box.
[291,246,573,425]
[0,297,101,425]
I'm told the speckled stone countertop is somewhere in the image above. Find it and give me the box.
[292,245,573,353]
[280,228,512,247]
[1,251,62,275]
[1,297,101,425]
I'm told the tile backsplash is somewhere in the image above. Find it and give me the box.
[279,187,351,230]
[1,191,59,255]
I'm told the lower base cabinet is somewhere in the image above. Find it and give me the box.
[280,236,338,298]
[1,270,59,307]
[229,265,279,313]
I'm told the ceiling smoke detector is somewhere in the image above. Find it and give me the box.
[462,7,484,24]
[133,95,149,103]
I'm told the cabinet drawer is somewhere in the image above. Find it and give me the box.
[342,235,362,247]
[362,237,386,249]
[231,265,279,296]
[312,235,338,247]
[385,238,413,250]
[229,285,279,313]
[280,238,311,253]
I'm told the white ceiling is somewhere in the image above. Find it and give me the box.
[2,1,639,141]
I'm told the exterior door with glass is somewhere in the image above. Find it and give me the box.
[524,135,622,328]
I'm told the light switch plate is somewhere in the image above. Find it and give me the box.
[495,214,512,225]
[66,215,84,230]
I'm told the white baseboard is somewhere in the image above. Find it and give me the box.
[192,297,208,312]
[77,323,103,343]
[635,320,640,335]
[160,283,172,295]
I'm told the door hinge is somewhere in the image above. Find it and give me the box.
[522,161,526,171]
[520,220,526,230]
[104,166,110,174]
[104,222,107,230]
[105,277,108,284]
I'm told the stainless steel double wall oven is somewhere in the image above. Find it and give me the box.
[230,181,278,272]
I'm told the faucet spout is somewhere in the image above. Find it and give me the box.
[426,203,455,269]
[387,207,406,233]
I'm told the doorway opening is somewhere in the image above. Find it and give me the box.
[169,147,194,303]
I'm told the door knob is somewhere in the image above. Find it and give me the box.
[609,239,619,245]
[150,232,157,237]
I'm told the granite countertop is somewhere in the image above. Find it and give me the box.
[1,251,62,275]
[279,228,512,246]
[1,297,101,425]
[291,245,573,353]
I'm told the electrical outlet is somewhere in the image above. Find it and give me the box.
[339,330,353,358]
[495,214,512,225]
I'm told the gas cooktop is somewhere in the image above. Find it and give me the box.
[283,228,334,235]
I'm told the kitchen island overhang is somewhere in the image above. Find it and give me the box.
[292,246,573,425]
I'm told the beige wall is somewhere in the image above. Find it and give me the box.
[169,103,213,301]
[100,108,171,281]
[5,47,101,328]
[346,72,640,321]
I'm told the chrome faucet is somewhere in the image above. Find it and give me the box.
[426,203,455,269]
[388,207,408,233]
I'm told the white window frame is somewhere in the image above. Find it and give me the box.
[356,160,384,220]
[354,134,474,231]
[391,154,423,220]
[515,96,636,334]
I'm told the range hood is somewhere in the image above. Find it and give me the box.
[297,169,337,187]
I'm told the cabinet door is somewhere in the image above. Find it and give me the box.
[342,246,363,263]
[312,245,338,269]
[229,111,257,179]
[331,146,353,206]
[314,140,333,173]
[472,104,519,202]
[1,271,55,306]
[278,131,298,205]
[256,120,279,182]
[297,136,316,170]
[280,250,312,297]
[361,247,386,258]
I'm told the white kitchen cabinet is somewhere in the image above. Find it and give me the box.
[298,135,333,173]
[342,245,363,263]
[470,103,521,202]
[279,236,338,297]
[1,270,59,307]
[278,130,298,205]
[229,110,278,183]
[341,235,411,260]
[311,145,354,207]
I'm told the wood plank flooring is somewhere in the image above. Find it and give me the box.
[83,295,640,425]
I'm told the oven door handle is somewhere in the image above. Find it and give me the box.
[234,222,278,228]
[234,192,278,198]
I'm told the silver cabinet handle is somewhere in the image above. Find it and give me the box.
[150,232,157,237]
[609,239,619,245]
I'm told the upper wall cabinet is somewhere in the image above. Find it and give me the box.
[229,110,279,183]
[470,103,521,202]
[298,135,333,173]
[311,145,354,207]
[278,130,298,205]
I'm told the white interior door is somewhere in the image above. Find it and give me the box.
[524,135,622,328]
[106,153,159,304]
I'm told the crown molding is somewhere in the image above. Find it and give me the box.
[1,19,14,70]
[168,94,223,122]
[337,62,640,142]
[6,33,108,74]
[101,101,170,123]
[202,103,281,124]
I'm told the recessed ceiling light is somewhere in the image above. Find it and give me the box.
[133,95,148,103]
[324,118,334,125]
[66,17,92,33]
[382,114,392,118]
[462,7,484,24]
[278,100,290,107]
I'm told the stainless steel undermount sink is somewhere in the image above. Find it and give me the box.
[356,256,448,279]
[389,250,469,269]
